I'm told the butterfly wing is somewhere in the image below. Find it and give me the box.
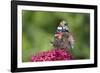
[68,33,75,49]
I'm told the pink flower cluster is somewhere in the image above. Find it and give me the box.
[31,49,73,62]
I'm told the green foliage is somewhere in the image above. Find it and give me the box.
[22,10,90,62]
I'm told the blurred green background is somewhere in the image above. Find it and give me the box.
[22,10,90,62]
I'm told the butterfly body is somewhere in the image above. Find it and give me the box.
[52,20,75,50]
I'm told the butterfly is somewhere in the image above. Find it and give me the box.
[52,20,75,50]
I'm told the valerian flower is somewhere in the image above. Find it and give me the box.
[31,48,73,62]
